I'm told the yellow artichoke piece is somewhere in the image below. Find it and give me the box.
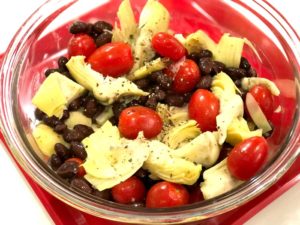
[172,131,220,168]
[32,72,85,118]
[65,111,92,129]
[129,0,170,75]
[200,158,244,200]
[32,124,66,157]
[216,94,244,145]
[211,72,239,99]
[241,77,280,96]
[163,120,201,149]
[143,140,202,185]
[128,57,168,80]
[82,123,149,191]
[226,117,262,146]
[213,33,244,68]
[94,106,113,126]
[112,0,137,44]
[66,56,148,105]
[184,30,217,54]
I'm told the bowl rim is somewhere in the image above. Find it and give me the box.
[0,0,300,224]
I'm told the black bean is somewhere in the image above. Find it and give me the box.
[92,189,112,200]
[43,116,61,128]
[145,96,158,109]
[149,71,163,82]
[112,101,127,119]
[34,108,45,121]
[187,52,200,62]
[239,57,251,70]
[225,67,247,80]
[217,143,232,163]
[183,92,193,102]
[55,143,72,161]
[199,57,214,74]
[93,21,113,33]
[135,169,148,179]
[196,75,212,90]
[61,110,70,121]
[153,89,166,101]
[63,129,83,142]
[134,78,151,90]
[212,61,225,74]
[91,105,105,122]
[45,68,59,77]
[247,67,257,77]
[48,154,63,171]
[199,49,213,58]
[95,31,112,47]
[54,123,67,134]
[70,142,87,160]
[137,96,148,105]
[57,56,69,71]
[69,21,88,34]
[109,116,118,126]
[234,79,242,88]
[74,124,94,138]
[56,161,79,179]
[86,23,93,34]
[165,94,185,107]
[83,98,98,118]
[156,73,172,90]
[143,176,158,189]
[128,99,140,107]
[70,178,93,194]
[69,97,83,111]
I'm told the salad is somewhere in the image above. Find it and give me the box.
[31,0,280,208]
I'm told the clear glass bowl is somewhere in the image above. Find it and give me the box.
[0,0,299,224]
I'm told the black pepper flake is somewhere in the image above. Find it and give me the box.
[128,158,132,162]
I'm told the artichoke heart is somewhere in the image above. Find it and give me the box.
[172,131,220,168]
[33,124,67,157]
[66,56,148,105]
[129,0,170,75]
[32,72,85,118]
[200,158,243,200]
[143,140,202,185]
[211,72,239,99]
[163,120,201,149]
[226,117,262,145]
[184,30,217,54]
[82,123,149,191]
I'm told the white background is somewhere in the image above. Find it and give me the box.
[0,1,299,225]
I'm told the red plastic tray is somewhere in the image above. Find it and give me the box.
[1,0,299,224]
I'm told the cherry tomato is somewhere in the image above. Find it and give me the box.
[118,106,163,139]
[248,85,274,119]
[152,32,186,61]
[66,158,86,177]
[87,42,134,77]
[146,181,189,208]
[227,136,269,180]
[112,176,146,204]
[165,59,200,93]
[68,34,97,58]
[188,89,220,132]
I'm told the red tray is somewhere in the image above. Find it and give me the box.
[0,0,299,224]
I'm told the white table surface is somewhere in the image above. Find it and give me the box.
[0,1,299,225]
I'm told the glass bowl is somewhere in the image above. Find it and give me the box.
[0,0,299,224]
